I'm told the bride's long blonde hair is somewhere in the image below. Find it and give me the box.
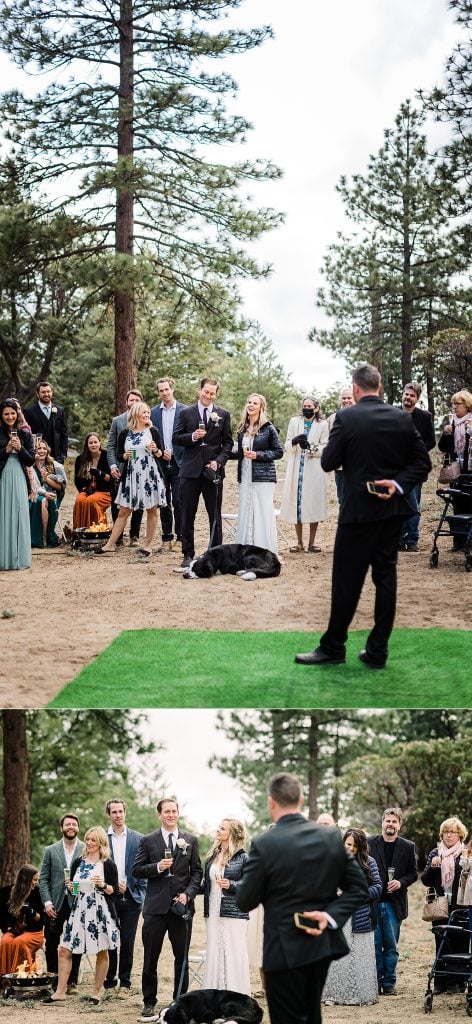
[205,818,247,865]
[236,394,269,436]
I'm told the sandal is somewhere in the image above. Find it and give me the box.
[289,544,305,552]
[308,545,321,553]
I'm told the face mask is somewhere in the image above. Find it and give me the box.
[302,407,315,419]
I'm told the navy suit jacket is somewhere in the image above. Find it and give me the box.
[108,827,147,906]
[150,401,187,467]
[321,396,432,524]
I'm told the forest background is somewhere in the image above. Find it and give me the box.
[1,708,471,884]
[0,0,470,439]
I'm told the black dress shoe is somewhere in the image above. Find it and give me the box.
[295,648,346,666]
[358,649,386,669]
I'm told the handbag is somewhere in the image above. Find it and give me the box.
[421,887,449,922]
[438,455,461,485]
[170,899,190,919]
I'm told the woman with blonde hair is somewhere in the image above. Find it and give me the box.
[421,815,467,993]
[98,402,166,557]
[229,394,283,554]
[30,438,67,547]
[45,827,119,1006]
[0,863,44,974]
[438,390,472,471]
[201,818,251,994]
[279,395,329,552]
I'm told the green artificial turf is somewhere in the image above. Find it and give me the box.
[48,628,471,708]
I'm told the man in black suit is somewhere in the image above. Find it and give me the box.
[104,797,147,995]
[398,382,436,551]
[23,381,68,463]
[368,807,418,995]
[172,377,233,568]
[236,772,368,1024]
[295,363,432,669]
[150,377,187,551]
[133,797,202,1021]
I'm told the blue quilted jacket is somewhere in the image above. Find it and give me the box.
[352,855,382,932]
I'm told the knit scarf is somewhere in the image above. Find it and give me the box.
[438,839,464,890]
[452,411,472,456]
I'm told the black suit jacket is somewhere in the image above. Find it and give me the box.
[172,404,233,479]
[321,396,432,524]
[368,834,418,922]
[409,406,436,451]
[236,814,368,972]
[23,402,68,463]
[133,828,202,917]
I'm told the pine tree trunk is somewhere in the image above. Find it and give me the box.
[1,711,30,884]
[114,0,137,414]
[307,716,319,819]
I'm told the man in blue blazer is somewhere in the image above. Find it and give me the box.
[237,772,368,1024]
[104,797,147,994]
[150,377,187,550]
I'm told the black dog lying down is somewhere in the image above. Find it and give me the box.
[159,989,263,1024]
[184,543,281,581]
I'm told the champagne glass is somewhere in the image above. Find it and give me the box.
[387,867,395,882]
[64,868,70,889]
[164,848,174,876]
[120,875,127,902]
[199,420,206,446]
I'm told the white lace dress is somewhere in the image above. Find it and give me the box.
[203,861,251,994]
[322,917,378,1005]
[236,435,277,554]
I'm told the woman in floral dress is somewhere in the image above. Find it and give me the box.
[45,827,119,1006]
[98,402,166,557]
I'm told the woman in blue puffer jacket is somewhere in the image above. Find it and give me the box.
[323,827,382,1006]
[229,394,283,554]
[201,818,251,995]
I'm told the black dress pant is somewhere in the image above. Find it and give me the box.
[141,911,192,1006]
[159,458,182,541]
[104,894,141,989]
[264,959,330,1024]
[179,474,223,557]
[44,900,81,983]
[320,517,405,662]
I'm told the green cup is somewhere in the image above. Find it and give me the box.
[72,880,80,895]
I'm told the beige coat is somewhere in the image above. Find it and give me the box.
[279,416,329,524]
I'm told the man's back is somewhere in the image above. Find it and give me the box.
[322,396,431,523]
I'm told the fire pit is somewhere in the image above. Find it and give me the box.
[2,962,57,999]
[71,525,112,551]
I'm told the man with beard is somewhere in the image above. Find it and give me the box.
[39,813,84,992]
[368,808,418,995]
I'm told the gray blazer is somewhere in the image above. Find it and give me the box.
[107,411,128,472]
[39,838,85,913]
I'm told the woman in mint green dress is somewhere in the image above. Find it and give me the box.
[0,400,35,570]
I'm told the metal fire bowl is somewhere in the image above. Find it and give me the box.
[3,972,57,988]
[73,527,112,541]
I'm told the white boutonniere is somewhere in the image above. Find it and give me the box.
[210,412,221,426]
[176,838,189,854]
[51,406,58,415]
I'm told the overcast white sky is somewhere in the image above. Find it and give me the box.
[0,0,460,394]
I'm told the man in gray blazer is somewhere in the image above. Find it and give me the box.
[150,377,187,551]
[39,812,85,991]
[107,387,144,545]
[104,797,147,995]
[237,773,368,1024]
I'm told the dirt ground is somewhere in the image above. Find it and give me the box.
[0,883,466,1023]
[0,451,469,704]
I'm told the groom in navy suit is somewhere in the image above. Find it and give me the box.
[172,377,233,567]
[150,377,187,550]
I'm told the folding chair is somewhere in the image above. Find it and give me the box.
[221,513,238,540]
[187,949,206,989]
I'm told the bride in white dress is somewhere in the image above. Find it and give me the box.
[202,818,251,995]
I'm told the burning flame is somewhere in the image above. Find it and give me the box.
[15,958,41,977]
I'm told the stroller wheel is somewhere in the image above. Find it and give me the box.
[424,992,433,1013]
[467,1007,472,1018]
[465,557,472,573]
[429,550,439,569]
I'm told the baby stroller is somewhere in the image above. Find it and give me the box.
[424,908,472,1013]
[430,472,472,572]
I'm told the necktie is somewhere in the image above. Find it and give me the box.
[168,833,174,854]
[203,408,208,428]
[43,406,51,420]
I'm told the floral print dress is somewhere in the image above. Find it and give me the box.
[62,860,119,954]
[115,428,166,510]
